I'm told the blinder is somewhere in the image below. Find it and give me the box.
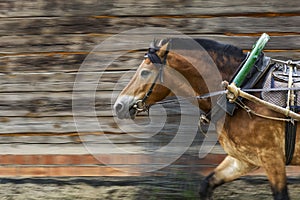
[144,47,165,83]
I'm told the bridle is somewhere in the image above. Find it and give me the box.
[132,41,171,112]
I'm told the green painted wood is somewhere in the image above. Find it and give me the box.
[232,33,270,86]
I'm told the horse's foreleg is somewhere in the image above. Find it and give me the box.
[199,155,257,200]
[260,155,289,200]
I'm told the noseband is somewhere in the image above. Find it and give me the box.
[132,41,171,112]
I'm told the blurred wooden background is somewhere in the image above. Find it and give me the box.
[0,0,299,176]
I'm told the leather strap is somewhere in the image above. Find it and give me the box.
[285,117,297,165]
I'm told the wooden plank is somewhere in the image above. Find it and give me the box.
[0,133,183,144]
[0,91,204,118]
[1,16,299,36]
[0,71,134,92]
[0,0,112,17]
[0,34,105,53]
[0,131,205,155]
[0,160,299,177]
[104,0,300,17]
[0,133,215,154]
[0,101,201,133]
[0,135,78,144]
[0,50,298,75]
[0,16,105,36]
[1,37,299,75]
[0,166,141,177]
[1,0,299,17]
[1,35,299,54]
[0,52,143,73]
[0,154,226,167]
[0,91,116,117]
[0,142,156,155]
[0,116,117,134]
[0,53,86,73]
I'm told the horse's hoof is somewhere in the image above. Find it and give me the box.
[199,194,212,200]
[199,187,212,200]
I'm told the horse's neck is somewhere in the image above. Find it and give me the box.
[208,50,246,82]
[166,48,245,112]
[168,49,245,95]
[196,50,246,112]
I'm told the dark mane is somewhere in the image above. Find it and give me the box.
[152,38,247,81]
[195,38,245,58]
[153,38,245,59]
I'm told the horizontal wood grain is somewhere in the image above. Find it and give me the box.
[0,52,144,73]
[1,34,300,54]
[1,16,299,37]
[1,0,299,17]
[0,159,299,177]
[0,0,299,173]
[0,166,140,177]
[0,115,200,134]
[0,71,133,92]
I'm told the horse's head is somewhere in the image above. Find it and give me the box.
[114,39,173,119]
[114,38,227,119]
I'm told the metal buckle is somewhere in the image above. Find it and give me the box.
[200,114,210,124]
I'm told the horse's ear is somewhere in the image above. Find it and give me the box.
[157,39,171,57]
[149,39,158,49]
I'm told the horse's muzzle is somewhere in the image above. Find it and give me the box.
[114,96,139,119]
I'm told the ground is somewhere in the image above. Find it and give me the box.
[0,173,300,200]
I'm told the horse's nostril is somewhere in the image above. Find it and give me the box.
[115,103,123,113]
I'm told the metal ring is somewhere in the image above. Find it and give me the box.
[133,100,147,112]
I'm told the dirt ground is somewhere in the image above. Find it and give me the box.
[0,172,300,200]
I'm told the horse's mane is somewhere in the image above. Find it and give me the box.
[151,38,247,82]
[152,38,245,59]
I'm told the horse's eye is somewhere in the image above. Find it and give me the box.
[141,70,151,78]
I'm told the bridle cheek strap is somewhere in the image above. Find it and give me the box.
[143,42,170,97]
[133,41,171,111]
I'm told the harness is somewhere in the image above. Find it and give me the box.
[268,60,300,164]
[222,58,300,165]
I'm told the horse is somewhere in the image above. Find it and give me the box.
[113,37,299,200]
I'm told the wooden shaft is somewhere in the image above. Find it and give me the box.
[227,83,300,121]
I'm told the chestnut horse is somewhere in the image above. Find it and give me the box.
[114,38,299,200]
